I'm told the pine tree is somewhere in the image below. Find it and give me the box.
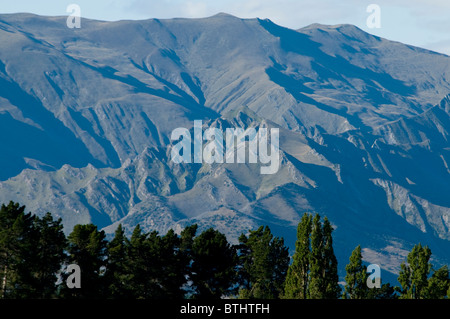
[0,202,36,298]
[424,265,450,299]
[126,224,154,298]
[158,229,189,298]
[0,203,67,298]
[144,230,168,298]
[190,228,237,299]
[28,213,67,298]
[343,245,368,299]
[237,226,289,299]
[105,224,130,298]
[64,224,108,298]
[180,224,197,253]
[283,213,312,299]
[398,243,432,299]
[270,231,290,297]
[179,224,198,297]
[121,225,192,299]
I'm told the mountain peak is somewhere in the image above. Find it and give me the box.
[211,12,236,18]
[299,22,368,37]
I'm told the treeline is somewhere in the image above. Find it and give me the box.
[0,201,449,299]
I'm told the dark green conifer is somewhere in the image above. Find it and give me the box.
[64,223,108,298]
[237,225,289,299]
[283,213,312,299]
[284,213,340,299]
[105,224,130,298]
[425,265,450,299]
[398,243,431,299]
[190,228,237,299]
[343,245,368,299]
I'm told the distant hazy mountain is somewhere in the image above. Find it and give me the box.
[0,12,449,280]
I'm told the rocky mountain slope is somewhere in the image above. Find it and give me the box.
[0,12,449,280]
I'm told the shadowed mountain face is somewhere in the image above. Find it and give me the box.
[0,13,449,280]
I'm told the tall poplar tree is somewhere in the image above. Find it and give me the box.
[321,217,340,299]
[284,213,339,299]
[343,245,368,299]
[308,214,324,299]
[398,243,432,299]
[283,213,312,299]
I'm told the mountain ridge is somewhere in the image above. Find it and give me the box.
[0,13,449,280]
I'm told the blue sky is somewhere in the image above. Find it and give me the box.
[2,0,450,55]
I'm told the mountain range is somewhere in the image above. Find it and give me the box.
[0,12,449,281]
